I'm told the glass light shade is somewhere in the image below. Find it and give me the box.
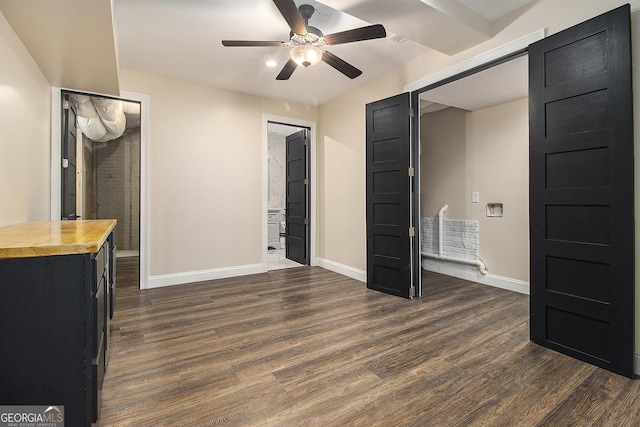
[290,45,323,68]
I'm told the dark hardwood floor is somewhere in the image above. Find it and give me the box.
[98,263,640,426]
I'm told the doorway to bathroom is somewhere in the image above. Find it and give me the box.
[265,118,315,271]
[60,90,142,287]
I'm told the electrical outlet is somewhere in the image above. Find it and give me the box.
[471,192,479,203]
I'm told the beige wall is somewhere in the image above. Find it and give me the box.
[118,69,318,277]
[420,108,467,219]
[0,11,51,226]
[420,99,529,282]
[466,98,529,282]
[317,73,407,271]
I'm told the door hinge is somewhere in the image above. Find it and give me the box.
[304,218,309,225]
[409,286,415,298]
[408,167,415,177]
[304,178,309,185]
[409,107,415,118]
[62,158,69,169]
[63,99,70,110]
[409,227,415,237]
[304,138,309,146]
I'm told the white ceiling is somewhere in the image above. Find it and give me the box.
[0,0,537,106]
[114,0,429,106]
[114,0,537,106]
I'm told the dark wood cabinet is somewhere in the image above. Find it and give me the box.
[0,221,116,427]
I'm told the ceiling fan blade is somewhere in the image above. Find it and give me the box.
[222,40,286,47]
[321,51,362,79]
[276,59,298,80]
[324,24,387,45]
[272,0,307,36]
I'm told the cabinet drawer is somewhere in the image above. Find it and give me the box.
[94,245,107,289]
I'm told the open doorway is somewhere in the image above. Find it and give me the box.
[417,54,530,294]
[412,5,635,378]
[61,90,142,287]
[266,122,309,271]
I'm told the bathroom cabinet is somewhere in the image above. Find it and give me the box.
[0,220,116,427]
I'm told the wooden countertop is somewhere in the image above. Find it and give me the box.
[0,220,117,259]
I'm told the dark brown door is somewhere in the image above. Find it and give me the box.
[366,93,414,298]
[286,129,308,265]
[62,93,78,220]
[529,5,634,377]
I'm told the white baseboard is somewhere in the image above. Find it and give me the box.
[421,258,529,295]
[147,263,264,289]
[314,258,526,293]
[317,258,366,283]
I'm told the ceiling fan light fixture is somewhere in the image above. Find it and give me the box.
[290,44,322,68]
[222,1,387,80]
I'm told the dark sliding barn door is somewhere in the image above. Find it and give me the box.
[529,5,634,377]
[366,93,414,298]
[286,129,309,265]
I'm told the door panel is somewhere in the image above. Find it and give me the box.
[366,93,413,298]
[286,129,308,265]
[529,5,634,377]
[62,94,78,220]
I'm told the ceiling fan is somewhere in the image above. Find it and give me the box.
[222,0,387,80]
